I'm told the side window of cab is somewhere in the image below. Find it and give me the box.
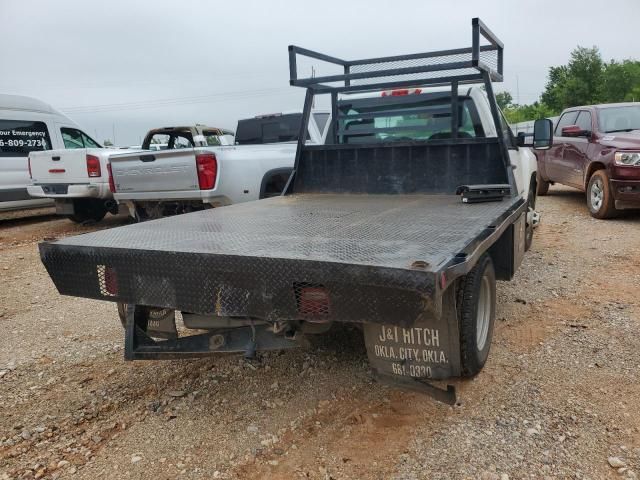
[575,111,592,134]
[61,128,102,149]
[554,111,579,136]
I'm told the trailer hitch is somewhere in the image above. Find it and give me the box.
[124,305,299,360]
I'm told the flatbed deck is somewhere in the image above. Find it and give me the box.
[46,193,519,269]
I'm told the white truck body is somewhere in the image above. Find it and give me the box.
[110,112,330,219]
[0,94,95,212]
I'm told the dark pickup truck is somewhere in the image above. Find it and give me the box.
[536,102,640,218]
[39,18,552,404]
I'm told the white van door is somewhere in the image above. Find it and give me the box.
[0,118,54,202]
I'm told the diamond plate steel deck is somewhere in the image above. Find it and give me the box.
[51,194,515,267]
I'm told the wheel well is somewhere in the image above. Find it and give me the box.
[584,162,606,189]
[259,168,293,199]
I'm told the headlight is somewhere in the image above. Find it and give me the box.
[615,152,640,166]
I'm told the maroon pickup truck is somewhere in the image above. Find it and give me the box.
[536,102,640,218]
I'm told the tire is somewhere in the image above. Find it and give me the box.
[536,172,550,196]
[525,185,536,252]
[587,170,616,219]
[117,302,177,339]
[67,199,107,223]
[457,254,496,377]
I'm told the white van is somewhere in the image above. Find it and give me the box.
[0,94,100,212]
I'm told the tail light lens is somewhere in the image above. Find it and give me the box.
[107,163,116,193]
[97,265,118,296]
[104,267,118,296]
[297,286,331,320]
[86,154,101,177]
[196,153,217,190]
[381,88,422,97]
[28,157,32,178]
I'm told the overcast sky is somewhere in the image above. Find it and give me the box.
[1,0,639,146]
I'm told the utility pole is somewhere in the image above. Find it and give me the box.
[311,66,316,108]
[112,124,116,146]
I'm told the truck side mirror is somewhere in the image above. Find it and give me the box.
[533,118,553,150]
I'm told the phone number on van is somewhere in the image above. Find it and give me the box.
[0,139,46,148]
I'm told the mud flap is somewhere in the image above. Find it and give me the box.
[363,286,461,401]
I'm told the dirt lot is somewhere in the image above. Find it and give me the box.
[1,188,639,480]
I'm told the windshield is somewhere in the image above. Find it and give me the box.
[336,94,484,144]
[598,105,640,133]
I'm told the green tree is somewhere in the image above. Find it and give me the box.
[602,60,640,102]
[541,46,604,110]
[540,65,568,112]
[503,102,555,124]
[495,91,513,110]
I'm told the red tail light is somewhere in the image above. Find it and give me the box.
[104,266,118,296]
[381,88,423,97]
[86,154,101,177]
[298,286,330,319]
[107,163,116,193]
[196,153,217,190]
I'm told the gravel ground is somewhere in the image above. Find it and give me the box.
[0,188,639,480]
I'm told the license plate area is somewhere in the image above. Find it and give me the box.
[362,287,461,381]
[42,184,69,194]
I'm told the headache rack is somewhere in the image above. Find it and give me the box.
[284,17,513,197]
[288,17,503,94]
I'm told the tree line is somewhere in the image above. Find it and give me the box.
[499,46,640,123]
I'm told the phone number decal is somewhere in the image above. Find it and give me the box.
[0,139,46,147]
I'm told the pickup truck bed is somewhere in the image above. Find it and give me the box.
[40,192,522,325]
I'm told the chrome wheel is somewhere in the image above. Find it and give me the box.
[476,275,492,351]
[590,178,604,211]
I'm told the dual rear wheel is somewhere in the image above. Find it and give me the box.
[458,254,496,376]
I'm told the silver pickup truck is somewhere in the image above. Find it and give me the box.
[110,112,329,220]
